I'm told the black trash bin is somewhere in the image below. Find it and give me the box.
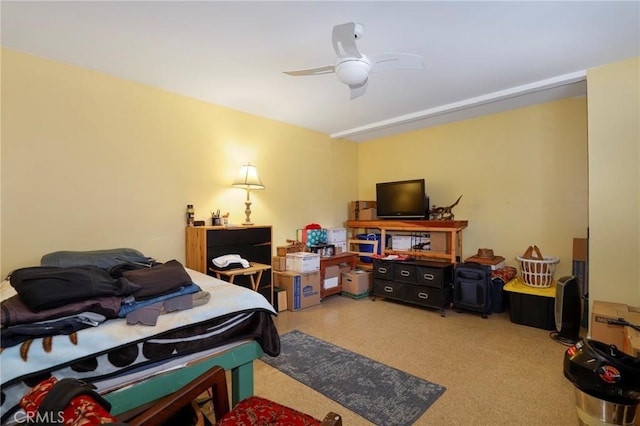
[564,339,640,425]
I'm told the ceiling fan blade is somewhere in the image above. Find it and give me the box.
[369,53,425,73]
[349,78,368,100]
[283,65,335,76]
[332,22,362,59]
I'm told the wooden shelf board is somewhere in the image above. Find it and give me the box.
[346,219,467,231]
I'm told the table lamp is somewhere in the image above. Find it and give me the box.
[232,163,264,225]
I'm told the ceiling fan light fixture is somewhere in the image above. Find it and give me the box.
[283,22,424,98]
[335,58,370,86]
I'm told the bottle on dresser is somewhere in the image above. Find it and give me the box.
[186,204,195,226]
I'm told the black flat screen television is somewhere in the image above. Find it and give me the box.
[376,179,428,219]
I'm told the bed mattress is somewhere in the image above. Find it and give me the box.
[0,268,280,423]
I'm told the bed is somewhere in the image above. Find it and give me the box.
[0,267,280,424]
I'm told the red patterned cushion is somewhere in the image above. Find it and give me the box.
[217,396,320,425]
[19,377,119,425]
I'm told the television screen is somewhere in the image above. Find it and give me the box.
[376,179,427,219]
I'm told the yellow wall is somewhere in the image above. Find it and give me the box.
[587,57,640,306]
[2,48,638,309]
[358,98,589,278]
[0,49,359,276]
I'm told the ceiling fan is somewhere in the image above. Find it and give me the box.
[283,22,425,99]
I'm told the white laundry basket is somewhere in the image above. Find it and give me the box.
[516,255,559,288]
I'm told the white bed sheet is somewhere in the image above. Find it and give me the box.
[0,268,275,386]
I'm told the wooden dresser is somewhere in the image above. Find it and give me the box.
[185,225,273,302]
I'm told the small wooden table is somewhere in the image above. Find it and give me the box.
[210,262,273,304]
[320,252,359,299]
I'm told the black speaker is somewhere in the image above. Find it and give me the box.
[555,275,581,343]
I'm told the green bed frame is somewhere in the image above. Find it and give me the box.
[104,341,263,415]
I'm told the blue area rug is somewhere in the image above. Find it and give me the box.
[261,330,446,425]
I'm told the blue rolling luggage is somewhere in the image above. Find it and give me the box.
[453,262,492,318]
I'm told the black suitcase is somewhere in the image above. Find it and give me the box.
[453,262,492,318]
[491,277,507,313]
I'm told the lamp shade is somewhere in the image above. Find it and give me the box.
[232,164,264,190]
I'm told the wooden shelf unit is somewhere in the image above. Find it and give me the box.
[319,252,358,299]
[186,225,273,303]
[345,220,468,264]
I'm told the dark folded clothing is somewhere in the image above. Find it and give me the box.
[9,266,140,312]
[40,248,153,269]
[108,260,161,279]
[121,260,192,300]
[118,283,201,317]
[1,293,121,327]
[1,312,106,349]
[125,291,210,326]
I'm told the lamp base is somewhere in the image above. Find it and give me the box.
[243,200,254,225]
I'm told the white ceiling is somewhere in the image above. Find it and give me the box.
[2,1,639,142]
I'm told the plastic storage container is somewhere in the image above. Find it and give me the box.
[357,233,388,263]
[503,277,556,330]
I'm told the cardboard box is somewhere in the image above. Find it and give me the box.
[338,263,352,281]
[391,235,412,250]
[572,237,588,297]
[272,256,287,272]
[573,237,588,260]
[286,252,320,273]
[412,236,431,250]
[324,265,340,290]
[274,271,321,311]
[276,244,301,256]
[326,227,347,243]
[357,208,377,220]
[623,312,640,356]
[341,270,372,298]
[429,232,450,252]
[349,201,377,220]
[273,286,288,312]
[333,241,347,254]
[324,276,339,290]
[391,235,430,250]
[590,300,628,348]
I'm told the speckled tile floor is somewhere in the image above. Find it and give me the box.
[253,295,580,426]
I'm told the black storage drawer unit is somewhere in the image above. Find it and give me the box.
[394,263,417,283]
[371,259,454,316]
[373,279,406,301]
[372,259,395,280]
[416,263,448,288]
[405,284,445,308]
